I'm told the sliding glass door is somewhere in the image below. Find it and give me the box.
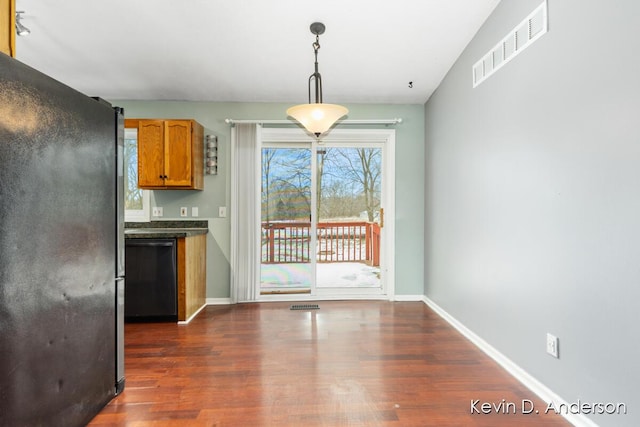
[259,129,394,299]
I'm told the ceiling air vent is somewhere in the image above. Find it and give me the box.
[473,0,548,87]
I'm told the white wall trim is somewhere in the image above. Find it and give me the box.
[207,298,232,305]
[393,294,424,302]
[177,303,208,325]
[258,294,391,303]
[421,296,599,427]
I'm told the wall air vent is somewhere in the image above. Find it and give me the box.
[473,0,548,87]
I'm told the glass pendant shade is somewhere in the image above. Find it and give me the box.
[286,103,349,137]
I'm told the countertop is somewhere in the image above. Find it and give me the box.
[124,220,208,239]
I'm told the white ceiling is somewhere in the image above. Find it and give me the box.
[14,0,500,105]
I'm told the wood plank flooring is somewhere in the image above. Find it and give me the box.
[89,301,571,426]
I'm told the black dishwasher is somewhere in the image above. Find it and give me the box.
[125,239,178,322]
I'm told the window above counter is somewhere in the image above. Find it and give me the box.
[124,127,150,222]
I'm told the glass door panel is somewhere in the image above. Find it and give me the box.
[260,147,313,293]
[316,146,382,289]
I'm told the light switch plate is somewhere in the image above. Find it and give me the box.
[192,207,199,217]
[219,206,227,218]
[180,207,188,217]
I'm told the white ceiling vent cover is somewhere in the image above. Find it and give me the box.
[473,0,548,87]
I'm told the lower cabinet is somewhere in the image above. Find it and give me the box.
[125,234,206,323]
[177,234,207,322]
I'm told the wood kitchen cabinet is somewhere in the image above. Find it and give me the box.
[126,119,204,190]
[177,234,207,322]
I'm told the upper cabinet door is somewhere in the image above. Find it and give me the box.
[129,118,204,190]
[165,120,192,187]
[137,120,165,188]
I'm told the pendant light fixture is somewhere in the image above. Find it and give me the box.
[287,22,348,138]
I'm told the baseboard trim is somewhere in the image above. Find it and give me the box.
[206,298,232,305]
[393,294,425,302]
[422,296,598,427]
[178,302,207,325]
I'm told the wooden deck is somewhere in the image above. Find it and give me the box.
[89,301,571,426]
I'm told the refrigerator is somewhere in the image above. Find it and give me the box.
[0,53,125,426]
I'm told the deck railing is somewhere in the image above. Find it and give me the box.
[261,221,380,266]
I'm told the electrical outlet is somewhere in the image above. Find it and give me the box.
[152,207,163,217]
[546,333,559,358]
[192,207,199,217]
[180,207,188,217]
[219,206,227,218]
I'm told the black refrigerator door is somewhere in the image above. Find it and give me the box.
[0,55,117,426]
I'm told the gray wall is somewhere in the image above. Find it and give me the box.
[424,1,640,426]
[112,101,425,299]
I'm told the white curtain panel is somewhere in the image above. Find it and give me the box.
[230,123,261,303]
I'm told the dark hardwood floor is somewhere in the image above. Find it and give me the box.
[89,301,570,426]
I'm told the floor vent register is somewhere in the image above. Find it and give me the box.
[290,304,320,310]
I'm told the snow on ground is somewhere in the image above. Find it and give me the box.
[261,262,380,289]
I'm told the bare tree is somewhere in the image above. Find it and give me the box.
[124,137,143,210]
[333,148,381,221]
[262,148,311,222]
[261,148,277,222]
[356,148,381,221]
[316,149,329,220]
[262,147,380,223]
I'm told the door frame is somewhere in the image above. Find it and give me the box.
[258,127,396,301]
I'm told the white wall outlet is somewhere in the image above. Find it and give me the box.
[546,333,559,358]
[152,207,163,217]
[219,206,227,218]
[192,207,199,217]
[180,207,188,217]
